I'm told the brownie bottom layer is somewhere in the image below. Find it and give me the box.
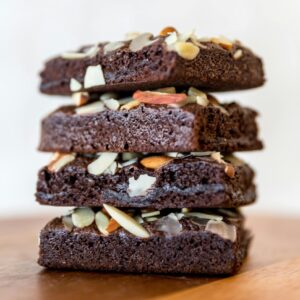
[38,217,251,275]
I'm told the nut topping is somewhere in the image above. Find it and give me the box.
[87,153,118,176]
[103,204,150,238]
[233,49,243,59]
[205,220,237,242]
[71,207,95,228]
[140,155,172,170]
[70,78,82,92]
[133,90,187,104]
[129,33,156,52]
[174,42,199,60]
[120,99,140,110]
[75,100,105,114]
[103,98,120,110]
[224,164,235,178]
[127,174,156,197]
[48,153,76,172]
[72,92,89,106]
[103,41,125,55]
[159,26,178,36]
[95,211,110,235]
[211,36,233,50]
[84,64,105,88]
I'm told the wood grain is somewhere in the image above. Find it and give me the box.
[0,214,299,300]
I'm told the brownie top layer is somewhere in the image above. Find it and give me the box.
[37,153,256,209]
[40,28,264,95]
[39,99,263,153]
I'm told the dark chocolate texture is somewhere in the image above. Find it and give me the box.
[36,154,256,209]
[38,103,263,153]
[40,38,264,95]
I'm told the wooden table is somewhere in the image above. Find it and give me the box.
[1,214,300,300]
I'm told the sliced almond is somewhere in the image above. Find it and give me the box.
[187,87,209,106]
[71,207,95,228]
[127,174,156,197]
[84,64,105,88]
[159,26,178,36]
[122,153,138,161]
[184,212,223,221]
[165,152,185,158]
[103,98,120,110]
[84,45,100,57]
[120,158,138,168]
[129,33,156,52]
[95,211,110,235]
[61,52,87,60]
[205,220,236,242]
[133,90,187,105]
[125,32,141,41]
[103,41,125,55]
[72,92,89,106]
[181,208,190,213]
[224,164,235,178]
[103,161,118,175]
[75,100,105,114]
[120,99,140,110]
[174,42,199,60]
[141,210,160,218]
[87,153,118,176]
[48,153,76,172]
[211,36,233,50]
[233,49,243,60]
[103,204,150,238]
[145,217,159,222]
[70,78,82,92]
[191,151,214,157]
[140,155,172,170]
[165,31,178,45]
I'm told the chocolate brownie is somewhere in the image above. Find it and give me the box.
[38,102,263,153]
[40,33,264,95]
[38,210,251,274]
[36,154,256,209]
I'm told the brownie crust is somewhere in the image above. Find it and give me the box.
[36,155,256,209]
[38,216,251,274]
[40,38,264,95]
[38,103,263,153]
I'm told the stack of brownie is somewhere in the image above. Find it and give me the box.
[36,27,264,275]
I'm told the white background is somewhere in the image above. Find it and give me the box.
[0,0,299,218]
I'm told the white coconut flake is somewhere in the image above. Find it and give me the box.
[205,220,237,242]
[127,174,156,197]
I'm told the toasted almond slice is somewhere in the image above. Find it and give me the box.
[159,26,178,36]
[87,153,118,176]
[233,49,243,59]
[133,90,187,105]
[71,207,95,228]
[103,98,120,110]
[75,100,105,115]
[120,99,140,110]
[103,204,150,238]
[72,92,89,106]
[224,164,235,178]
[205,220,236,242]
[129,33,156,52]
[174,42,199,60]
[84,64,105,88]
[48,153,76,172]
[103,41,125,55]
[141,210,160,218]
[184,212,223,221]
[70,78,82,92]
[211,36,233,50]
[95,211,110,235]
[106,218,120,233]
[127,174,156,197]
[187,87,209,106]
[100,92,119,101]
[140,155,172,170]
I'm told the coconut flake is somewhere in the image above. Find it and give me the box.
[127,174,156,197]
[205,220,237,242]
[155,213,182,236]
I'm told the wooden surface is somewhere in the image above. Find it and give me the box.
[0,214,300,300]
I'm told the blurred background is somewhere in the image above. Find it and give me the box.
[0,0,299,218]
